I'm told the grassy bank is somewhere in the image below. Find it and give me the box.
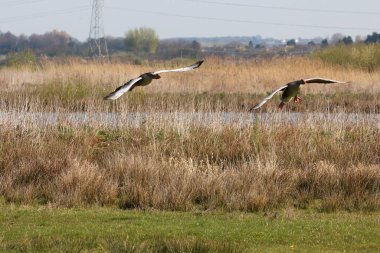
[314,43,380,72]
[0,206,379,252]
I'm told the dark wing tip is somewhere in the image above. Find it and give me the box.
[103,94,113,100]
[103,90,119,100]
[248,103,261,111]
[103,88,119,100]
[251,105,260,111]
[194,59,205,68]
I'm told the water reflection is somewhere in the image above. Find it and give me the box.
[0,111,379,128]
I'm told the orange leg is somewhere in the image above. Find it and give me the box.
[294,96,302,103]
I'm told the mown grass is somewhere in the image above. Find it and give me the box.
[0,206,379,252]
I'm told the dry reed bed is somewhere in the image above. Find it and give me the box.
[0,57,379,211]
[1,57,379,94]
[1,57,380,113]
[2,92,380,113]
[0,113,379,211]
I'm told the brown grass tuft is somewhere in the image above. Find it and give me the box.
[0,121,379,211]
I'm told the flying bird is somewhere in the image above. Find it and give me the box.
[104,60,204,100]
[249,78,347,111]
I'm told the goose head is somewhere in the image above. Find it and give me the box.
[141,72,161,80]
[148,73,161,79]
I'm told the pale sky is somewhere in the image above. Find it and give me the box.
[0,0,379,41]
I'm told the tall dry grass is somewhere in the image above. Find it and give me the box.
[0,115,379,211]
[1,57,380,112]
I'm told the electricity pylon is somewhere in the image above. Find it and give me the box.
[88,0,109,59]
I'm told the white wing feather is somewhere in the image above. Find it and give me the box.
[153,60,204,74]
[104,77,142,100]
[304,77,347,84]
[250,85,288,110]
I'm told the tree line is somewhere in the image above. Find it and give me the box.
[0,27,201,59]
[0,28,379,59]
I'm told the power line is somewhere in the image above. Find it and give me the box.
[0,6,91,24]
[0,0,48,7]
[183,0,380,16]
[104,6,378,32]
[0,0,41,3]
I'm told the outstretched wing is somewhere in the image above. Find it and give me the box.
[304,77,347,84]
[104,77,142,100]
[249,85,288,111]
[153,60,204,74]
[104,60,204,100]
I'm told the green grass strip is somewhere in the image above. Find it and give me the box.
[0,206,379,252]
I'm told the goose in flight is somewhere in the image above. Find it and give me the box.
[104,60,204,100]
[249,78,347,111]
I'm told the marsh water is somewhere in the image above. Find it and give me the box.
[1,111,379,128]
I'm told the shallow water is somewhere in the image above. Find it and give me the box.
[1,111,379,128]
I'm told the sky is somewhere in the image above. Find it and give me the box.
[0,0,379,41]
